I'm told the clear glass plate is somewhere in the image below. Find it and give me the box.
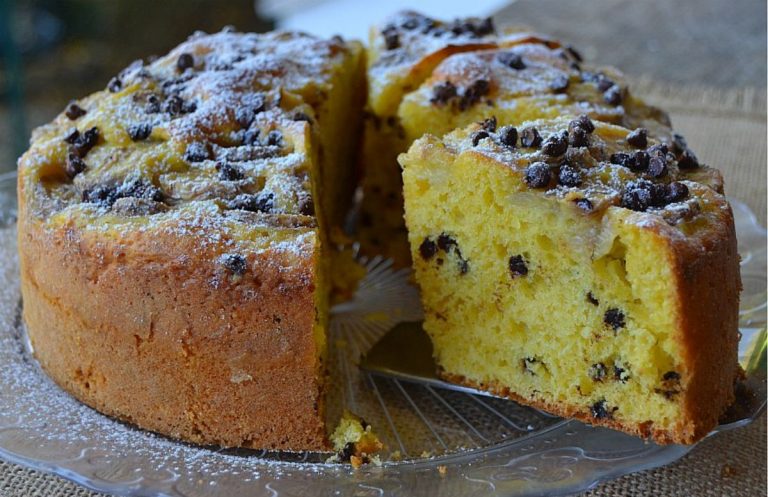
[0,171,764,497]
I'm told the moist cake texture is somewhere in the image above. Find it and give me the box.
[17,29,365,450]
[400,115,741,444]
[358,10,672,267]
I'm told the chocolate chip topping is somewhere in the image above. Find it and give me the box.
[242,128,260,146]
[497,52,526,70]
[65,152,87,179]
[549,74,569,93]
[220,253,247,276]
[508,254,528,277]
[471,130,490,146]
[107,76,122,93]
[163,95,196,117]
[677,148,700,169]
[614,364,629,382]
[669,133,688,155]
[604,308,626,330]
[145,94,161,114]
[626,128,648,148]
[663,371,681,381]
[603,84,622,106]
[558,164,582,187]
[235,95,266,127]
[497,126,518,149]
[63,128,80,144]
[67,127,100,157]
[665,182,689,203]
[570,114,595,134]
[266,130,284,147]
[176,52,195,72]
[574,197,594,212]
[586,292,599,305]
[227,192,274,213]
[184,142,211,162]
[459,79,490,110]
[82,177,164,208]
[541,131,568,156]
[431,81,458,105]
[65,102,87,120]
[419,238,437,260]
[481,116,497,132]
[524,162,551,188]
[647,155,668,178]
[127,123,153,141]
[520,127,542,148]
[382,27,400,50]
[216,162,244,181]
[568,126,589,147]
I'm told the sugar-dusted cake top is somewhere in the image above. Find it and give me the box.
[429,115,727,232]
[17,29,362,247]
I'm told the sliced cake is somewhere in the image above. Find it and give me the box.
[400,115,741,444]
[17,29,365,450]
[358,10,671,267]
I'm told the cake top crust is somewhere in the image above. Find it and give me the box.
[18,29,357,248]
[427,115,728,237]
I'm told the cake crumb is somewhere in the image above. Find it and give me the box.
[437,465,447,476]
[720,464,739,478]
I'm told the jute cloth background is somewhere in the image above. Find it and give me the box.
[0,82,765,497]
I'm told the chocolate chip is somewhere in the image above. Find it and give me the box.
[558,164,582,187]
[569,115,595,133]
[299,195,315,216]
[459,79,490,110]
[677,148,699,169]
[431,81,458,105]
[82,185,117,206]
[626,128,648,148]
[227,192,274,213]
[669,133,688,155]
[292,111,312,123]
[549,74,569,93]
[65,102,87,120]
[620,183,651,211]
[565,45,583,62]
[419,238,437,260]
[65,152,87,178]
[176,53,194,72]
[569,126,589,147]
[216,162,244,181]
[586,292,599,305]
[184,142,211,162]
[127,123,153,141]
[63,128,80,144]
[497,52,526,70]
[542,131,568,157]
[595,74,615,92]
[665,182,689,203]
[610,152,635,170]
[235,96,266,127]
[475,17,495,36]
[338,442,355,462]
[509,254,528,277]
[520,127,542,148]
[633,150,650,171]
[163,95,184,116]
[647,143,669,157]
[72,127,100,157]
[117,177,164,202]
[437,234,457,252]
[471,130,489,146]
[589,363,607,381]
[266,130,283,147]
[603,84,622,106]
[145,95,161,114]
[107,76,122,93]
[614,364,629,382]
[574,198,594,212]
[382,27,400,50]
[663,371,680,381]
[220,253,247,276]
[524,162,551,188]
[604,308,626,330]
[647,156,668,178]
[497,126,518,148]
[481,116,497,132]
[590,399,614,419]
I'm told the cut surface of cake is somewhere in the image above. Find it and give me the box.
[358,10,671,267]
[17,29,364,450]
[400,115,741,444]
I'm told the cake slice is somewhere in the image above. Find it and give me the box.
[358,10,671,267]
[18,29,364,450]
[400,115,741,444]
